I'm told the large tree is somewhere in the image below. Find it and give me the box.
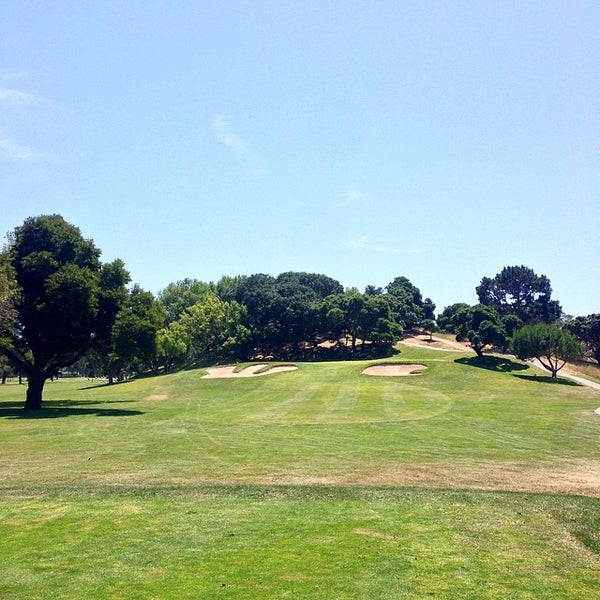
[476,265,561,324]
[511,324,583,379]
[0,215,129,410]
[453,304,507,360]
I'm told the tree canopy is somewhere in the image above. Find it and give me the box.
[564,314,600,365]
[0,215,130,409]
[452,304,507,360]
[511,324,583,378]
[476,265,561,324]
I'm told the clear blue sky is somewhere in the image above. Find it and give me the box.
[1,1,598,316]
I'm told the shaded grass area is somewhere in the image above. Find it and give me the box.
[1,346,600,598]
[1,487,599,599]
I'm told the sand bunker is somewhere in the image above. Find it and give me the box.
[202,364,298,379]
[362,364,427,377]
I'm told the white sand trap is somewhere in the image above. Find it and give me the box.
[202,364,298,379]
[362,364,427,377]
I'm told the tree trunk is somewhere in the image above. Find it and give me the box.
[472,343,484,360]
[24,371,46,411]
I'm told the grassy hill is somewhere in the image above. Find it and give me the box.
[1,345,599,598]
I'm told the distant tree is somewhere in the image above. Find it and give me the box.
[275,272,343,298]
[357,295,403,348]
[476,265,561,324]
[227,273,277,350]
[158,278,214,323]
[269,282,320,353]
[91,258,132,382]
[155,322,189,373]
[422,298,436,321]
[112,286,166,376]
[422,319,438,341]
[369,316,404,347]
[215,274,247,302]
[437,303,471,333]
[225,272,340,356]
[364,285,384,296]
[564,314,600,365]
[319,291,365,354]
[0,215,129,410]
[453,304,507,361]
[180,294,250,360]
[385,276,428,328]
[511,324,583,378]
[318,291,402,354]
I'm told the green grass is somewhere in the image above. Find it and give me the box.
[1,346,599,598]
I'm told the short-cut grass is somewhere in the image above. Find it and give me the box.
[1,345,599,598]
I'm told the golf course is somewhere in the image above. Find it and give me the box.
[1,342,599,598]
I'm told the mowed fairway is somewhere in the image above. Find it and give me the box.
[1,345,599,598]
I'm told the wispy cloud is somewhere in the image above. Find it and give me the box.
[345,189,364,201]
[0,83,51,160]
[212,114,249,154]
[340,235,428,255]
[0,85,39,107]
[0,131,47,160]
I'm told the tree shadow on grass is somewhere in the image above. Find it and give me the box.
[512,374,582,387]
[0,399,144,419]
[78,378,144,391]
[455,356,530,373]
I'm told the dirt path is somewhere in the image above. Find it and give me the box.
[400,334,470,353]
[529,358,600,393]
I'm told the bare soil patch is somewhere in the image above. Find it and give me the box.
[400,333,469,352]
[202,364,298,379]
[362,364,427,377]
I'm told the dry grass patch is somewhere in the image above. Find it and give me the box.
[363,459,600,497]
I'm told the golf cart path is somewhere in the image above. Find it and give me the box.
[529,358,600,391]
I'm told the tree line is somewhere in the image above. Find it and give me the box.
[0,215,597,410]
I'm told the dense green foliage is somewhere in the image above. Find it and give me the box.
[511,323,583,378]
[476,265,561,324]
[565,314,600,365]
[0,215,129,409]
[154,271,428,365]
[451,304,507,359]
